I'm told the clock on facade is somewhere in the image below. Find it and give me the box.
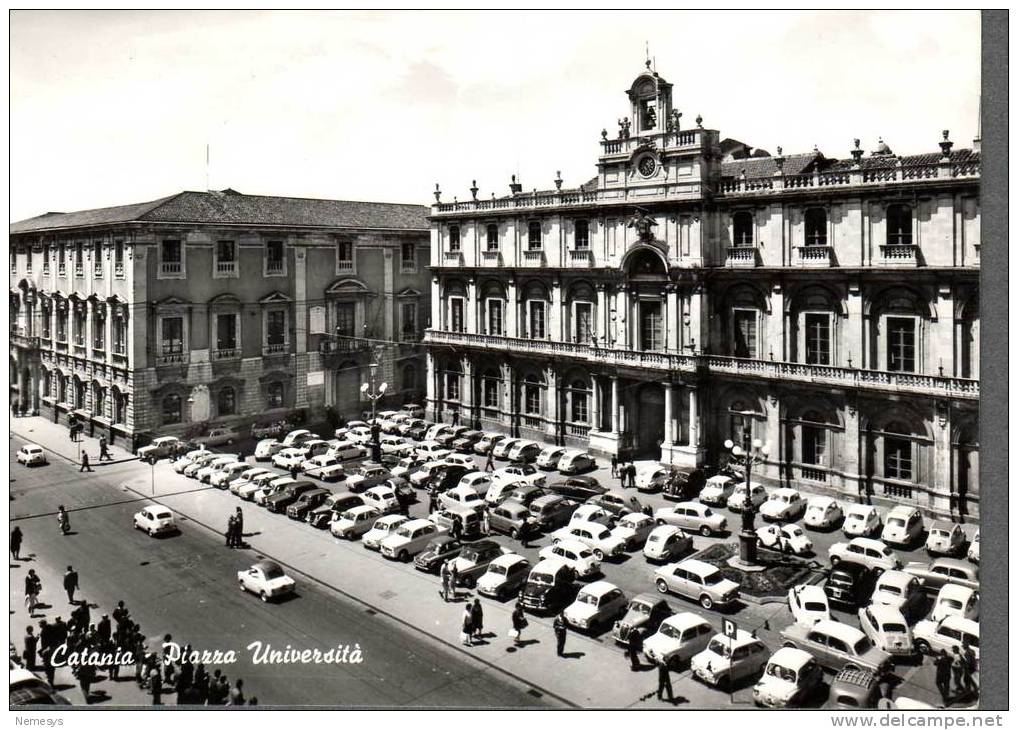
[637,155,657,177]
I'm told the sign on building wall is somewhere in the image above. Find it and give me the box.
[309,305,327,334]
[307,370,324,387]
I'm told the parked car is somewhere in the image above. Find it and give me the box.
[477,554,532,600]
[251,420,288,439]
[237,559,295,602]
[926,521,967,556]
[182,452,220,477]
[397,418,426,437]
[654,501,727,537]
[902,558,979,594]
[347,426,373,446]
[804,496,844,530]
[410,461,450,490]
[253,439,283,461]
[285,487,331,521]
[238,471,282,501]
[930,584,979,622]
[521,559,576,614]
[362,485,400,515]
[635,466,671,493]
[967,531,980,563]
[9,668,70,705]
[380,518,445,561]
[546,476,606,501]
[452,430,484,453]
[828,667,882,710]
[281,429,316,448]
[345,462,390,493]
[272,447,307,471]
[825,562,878,608]
[727,482,768,512]
[265,481,317,513]
[843,504,882,538]
[405,421,430,441]
[255,476,296,505]
[196,455,240,483]
[787,584,831,626]
[229,467,273,495]
[556,450,596,475]
[858,604,914,657]
[535,446,568,470]
[642,612,715,669]
[611,512,655,550]
[643,525,693,563]
[507,439,542,463]
[691,629,770,688]
[16,443,48,466]
[611,593,672,645]
[401,403,425,419]
[194,426,240,448]
[569,504,614,527]
[913,615,980,664]
[330,440,365,461]
[450,539,507,588]
[759,488,807,522]
[377,435,408,456]
[300,439,333,460]
[491,437,520,460]
[527,494,577,530]
[413,534,463,572]
[538,539,601,578]
[473,432,506,455]
[753,647,824,708]
[173,447,211,473]
[588,490,643,520]
[564,581,627,633]
[488,500,536,539]
[436,426,470,447]
[391,454,427,480]
[756,523,813,555]
[698,474,738,507]
[829,537,901,573]
[660,467,707,502]
[137,436,181,462]
[881,505,925,547]
[552,521,627,561]
[654,558,741,610]
[302,454,347,481]
[779,619,891,675]
[363,514,411,550]
[209,461,249,489]
[503,483,547,508]
[439,484,485,514]
[870,570,926,620]
[307,492,364,529]
[330,505,382,540]
[133,505,176,536]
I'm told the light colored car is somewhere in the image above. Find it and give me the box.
[691,629,770,687]
[362,485,399,515]
[535,446,568,470]
[440,484,486,514]
[491,464,545,489]
[552,520,627,561]
[913,615,980,664]
[345,463,390,492]
[881,505,925,547]
[804,496,844,530]
[194,426,240,448]
[557,450,596,475]
[255,476,296,505]
[416,441,451,460]
[902,557,979,594]
[397,418,427,437]
[281,429,315,448]
[635,466,671,493]
[329,440,365,461]
[643,525,693,562]
[829,537,901,573]
[210,461,249,488]
[654,558,741,610]
[362,514,410,550]
[642,612,714,668]
[173,448,211,473]
[538,538,601,578]
[442,453,475,469]
[491,437,520,460]
[843,504,882,538]
[411,461,449,489]
[346,426,373,445]
[654,501,728,537]
[272,447,307,471]
[926,521,966,557]
[137,436,182,462]
[380,518,446,561]
[330,505,382,539]
[569,503,613,527]
[302,454,346,481]
[402,403,425,419]
[563,581,627,633]
[229,467,273,495]
[967,531,980,563]
[196,454,239,483]
[182,452,219,477]
[759,488,807,522]
[458,471,492,495]
[699,474,738,507]
[379,435,408,455]
[787,584,831,626]
[780,619,892,675]
[237,559,295,602]
[870,570,925,620]
[15,443,48,466]
[240,471,281,501]
[727,482,768,512]
[133,505,176,536]
[254,438,284,461]
[756,523,813,555]
[507,439,542,463]
[931,584,979,622]
[425,424,453,442]
[477,554,533,599]
[753,647,824,708]
[473,432,506,455]
[859,604,914,657]
[611,512,656,550]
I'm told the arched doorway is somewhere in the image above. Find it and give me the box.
[633,382,665,458]
[334,360,361,419]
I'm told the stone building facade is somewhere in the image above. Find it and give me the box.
[424,65,980,520]
[9,189,430,445]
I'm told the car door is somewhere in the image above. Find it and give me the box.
[805,630,830,664]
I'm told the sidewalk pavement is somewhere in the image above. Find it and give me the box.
[11,416,138,466]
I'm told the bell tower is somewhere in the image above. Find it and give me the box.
[627,61,673,134]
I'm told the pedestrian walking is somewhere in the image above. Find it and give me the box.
[439,561,451,602]
[10,525,23,560]
[628,463,637,489]
[112,600,129,627]
[290,465,299,481]
[227,678,246,705]
[626,628,643,670]
[461,605,474,646]
[471,598,484,639]
[233,507,245,547]
[656,662,674,702]
[226,514,237,548]
[511,602,528,647]
[950,647,967,699]
[64,565,79,603]
[448,562,459,601]
[428,489,438,515]
[481,510,490,536]
[80,451,94,472]
[99,436,113,461]
[22,626,37,670]
[25,569,41,616]
[41,648,56,687]
[935,650,953,706]
[484,450,495,472]
[58,505,71,535]
[610,455,618,478]
[552,612,567,656]
[450,515,462,541]
[97,614,111,642]
[452,410,460,427]
[518,519,530,549]
[961,640,979,696]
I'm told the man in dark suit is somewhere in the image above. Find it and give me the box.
[63,565,79,603]
[553,613,567,657]
[656,661,674,702]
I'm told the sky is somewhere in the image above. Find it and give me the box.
[9,10,981,223]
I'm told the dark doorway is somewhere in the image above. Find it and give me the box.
[633,383,665,459]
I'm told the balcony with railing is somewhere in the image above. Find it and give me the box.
[213,347,240,360]
[879,244,919,266]
[262,342,288,357]
[215,260,238,277]
[522,249,545,266]
[481,249,501,265]
[265,258,285,275]
[725,246,759,268]
[568,249,592,267]
[160,261,182,276]
[10,332,40,350]
[155,351,188,366]
[336,259,354,273]
[795,245,834,267]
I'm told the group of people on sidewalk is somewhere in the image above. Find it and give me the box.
[934,645,979,707]
[610,456,639,489]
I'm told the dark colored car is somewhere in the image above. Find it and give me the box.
[252,420,289,439]
[433,464,472,494]
[528,494,578,531]
[825,562,878,608]
[436,426,470,447]
[286,487,331,520]
[611,593,673,645]
[661,467,708,502]
[587,490,644,520]
[413,535,464,573]
[452,430,484,453]
[386,477,416,505]
[406,423,429,441]
[450,539,505,587]
[506,484,547,507]
[487,500,534,538]
[306,491,364,528]
[265,481,317,513]
[520,560,575,614]
[547,476,607,502]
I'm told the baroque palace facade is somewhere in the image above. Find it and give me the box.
[9,189,430,445]
[424,65,980,520]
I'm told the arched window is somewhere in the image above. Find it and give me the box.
[73,376,85,410]
[732,211,754,247]
[92,382,105,416]
[524,374,543,415]
[112,389,125,424]
[43,370,52,398]
[886,204,913,246]
[486,224,499,252]
[804,208,828,246]
[218,387,236,416]
[267,382,284,409]
[162,394,182,425]
[57,373,67,403]
[570,380,589,423]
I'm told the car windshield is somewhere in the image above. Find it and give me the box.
[880,585,903,596]
[701,507,713,517]
[707,639,731,657]
[460,548,483,562]
[933,530,949,538]
[660,624,683,640]
[888,518,906,527]
[648,534,662,543]
[630,602,652,616]
[577,549,594,559]
[853,637,874,654]
[702,571,724,586]
[489,564,508,576]
[530,572,553,585]
[577,593,599,606]
[767,664,797,682]
[882,622,908,633]
[788,527,805,538]
[943,599,964,610]
[261,565,284,580]
[804,602,827,612]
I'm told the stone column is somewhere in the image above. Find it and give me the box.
[590,374,601,433]
[294,247,309,407]
[425,351,437,420]
[688,385,700,449]
[763,392,783,483]
[466,278,477,334]
[461,356,474,426]
[610,376,620,433]
[846,280,863,369]
[550,278,563,341]
[663,382,674,445]
[595,283,607,346]
[933,285,955,376]
[689,283,705,352]
[768,282,785,361]
[546,366,560,442]
[507,278,519,338]
[382,249,394,340]
[841,394,862,499]
[431,276,441,330]
[931,400,953,517]
[665,284,679,351]
[613,286,628,348]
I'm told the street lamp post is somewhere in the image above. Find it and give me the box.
[723,426,770,566]
[360,362,388,464]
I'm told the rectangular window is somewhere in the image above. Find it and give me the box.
[401,302,417,338]
[885,436,913,481]
[41,307,51,338]
[528,301,546,339]
[400,243,416,272]
[887,317,916,372]
[804,209,828,246]
[483,379,499,408]
[335,303,355,337]
[58,244,66,276]
[113,317,126,354]
[487,299,503,336]
[25,250,32,274]
[43,245,50,274]
[733,309,757,358]
[337,240,354,271]
[216,313,237,351]
[448,226,461,252]
[804,313,831,365]
[161,240,182,276]
[574,302,592,343]
[640,301,663,351]
[74,243,84,276]
[93,312,105,350]
[93,242,103,276]
[114,241,124,276]
[265,310,286,347]
[571,390,589,423]
[215,240,237,276]
[446,373,460,401]
[73,310,86,346]
[525,384,541,414]
[486,224,499,251]
[575,220,590,249]
[528,221,542,251]
[802,425,827,465]
[265,240,284,274]
[161,317,184,355]
[450,298,464,333]
[57,311,67,341]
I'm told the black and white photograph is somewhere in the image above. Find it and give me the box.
[7,9,999,715]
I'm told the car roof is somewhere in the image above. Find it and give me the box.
[938,583,975,600]
[663,612,711,631]
[375,514,408,525]
[939,615,979,633]
[631,592,667,607]
[877,570,914,588]
[808,496,838,506]
[22,444,42,450]
[846,504,878,515]
[794,584,827,600]
[490,553,528,568]
[930,557,976,571]
[771,487,801,497]
[813,619,866,643]
[345,505,378,516]
[887,505,919,516]
[253,559,283,573]
[401,518,435,529]
[930,520,957,531]
[649,524,683,537]
[305,488,330,497]
[769,647,814,670]
[531,558,569,575]
[849,537,887,549]
[620,512,651,524]
[578,580,620,597]
[540,445,566,453]
[554,538,592,553]
[677,559,719,576]
[560,449,587,457]
[866,603,907,622]
[569,520,609,531]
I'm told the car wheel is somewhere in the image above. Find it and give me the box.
[510,528,520,539]
[239,581,246,592]
[700,525,712,537]
[782,641,796,650]
[399,550,409,562]
[915,639,931,655]
[148,527,155,537]
[593,549,605,561]
[699,594,714,610]
[655,579,669,594]
[830,555,841,566]
[260,591,268,602]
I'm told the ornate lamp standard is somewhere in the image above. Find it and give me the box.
[360,362,388,464]
[723,426,770,566]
